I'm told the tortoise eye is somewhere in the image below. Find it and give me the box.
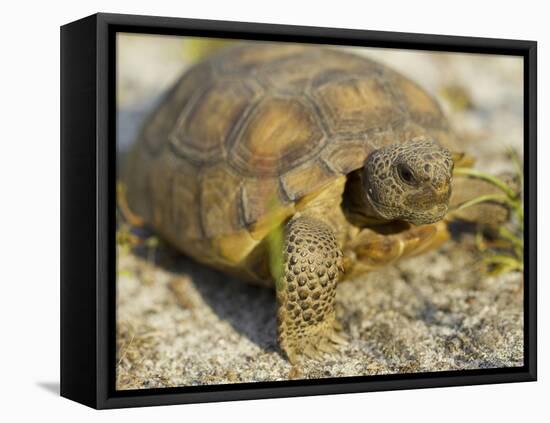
[397,164,416,185]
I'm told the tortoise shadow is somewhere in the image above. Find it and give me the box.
[134,243,280,354]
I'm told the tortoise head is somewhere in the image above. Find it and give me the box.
[361,139,453,225]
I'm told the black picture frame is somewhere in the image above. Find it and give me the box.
[60,12,537,409]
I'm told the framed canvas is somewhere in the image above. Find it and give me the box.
[60,13,537,409]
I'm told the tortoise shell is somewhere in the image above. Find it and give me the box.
[124,43,457,272]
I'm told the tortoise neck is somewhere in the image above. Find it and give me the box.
[342,169,388,227]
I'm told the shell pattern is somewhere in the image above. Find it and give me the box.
[124,43,456,259]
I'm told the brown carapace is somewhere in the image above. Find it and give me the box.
[123,43,507,363]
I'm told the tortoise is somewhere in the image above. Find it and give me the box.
[122,43,507,363]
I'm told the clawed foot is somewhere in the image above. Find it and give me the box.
[280,316,349,364]
[297,321,348,362]
[285,323,349,377]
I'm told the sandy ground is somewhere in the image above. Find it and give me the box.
[115,36,524,390]
[116,234,523,389]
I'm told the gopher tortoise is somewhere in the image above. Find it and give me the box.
[123,43,505,363]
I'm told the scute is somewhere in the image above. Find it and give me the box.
[147,148,203,242]
[143,62,214,155]
[239,177,284,227]
[215,43,312,74]
[313,76,405,137]
[280,159,335,202]
[228,96,326,177]
[258,54,321,93]
[320,139,370,174]
[308,51,382,88]
[171,162,204,240]
[199,164,243,239]
[170,79,261,163]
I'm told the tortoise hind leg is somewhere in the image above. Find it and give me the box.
[276,214,347,364]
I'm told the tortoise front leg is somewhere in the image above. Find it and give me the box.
[276,214,347,363]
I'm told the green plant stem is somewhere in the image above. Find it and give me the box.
[454,153,524,276]
[451,193,515,212]
[498,227,523,251]
[507,147,524,187]
[484,254,524,270]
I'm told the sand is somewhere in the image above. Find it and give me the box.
[116,234,523,389]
